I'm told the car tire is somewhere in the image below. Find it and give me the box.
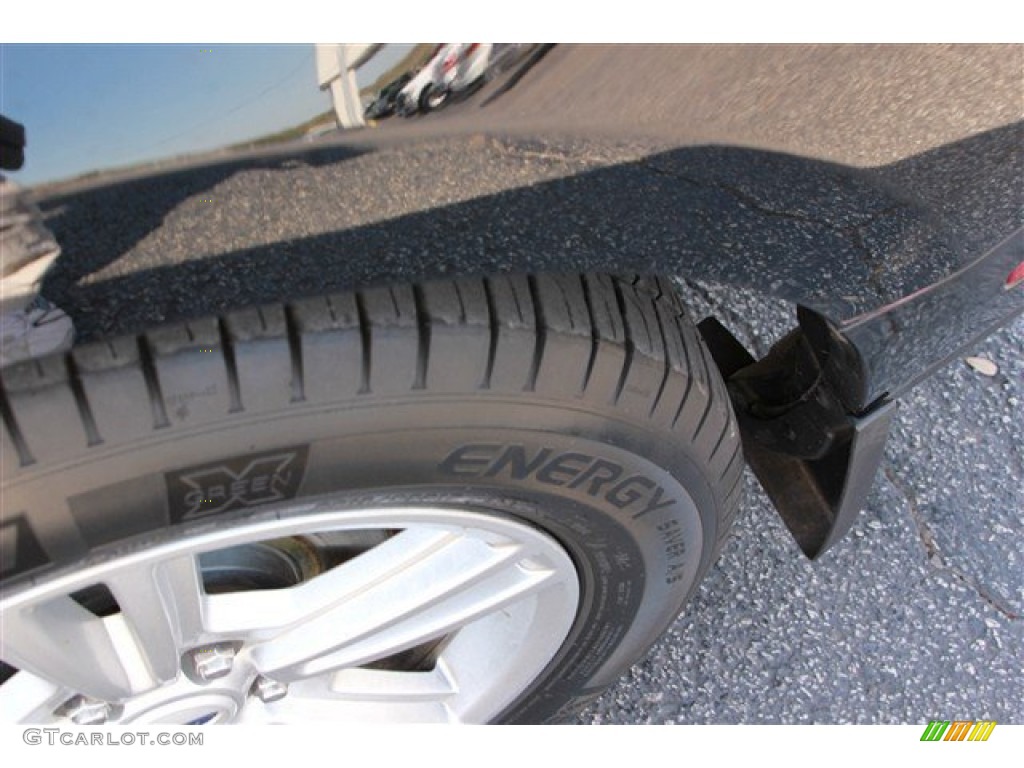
[419,85,448,113]
[0,273,744,724]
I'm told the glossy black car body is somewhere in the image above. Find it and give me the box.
[343,45,1024,556]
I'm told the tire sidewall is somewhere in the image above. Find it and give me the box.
[3,394,722,723]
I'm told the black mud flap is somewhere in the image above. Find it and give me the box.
[698,316,897,559]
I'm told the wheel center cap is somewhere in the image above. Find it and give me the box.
[135,692,241,725]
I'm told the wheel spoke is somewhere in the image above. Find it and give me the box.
[234,689,453,724]
[235,664,461,723]
[104,555,206,687]
[0,671,64,724]
[202,527,456,635]
[2,555,205,702]
[2,595,139,702]
[243,528,555,681]
[325,663,458,703]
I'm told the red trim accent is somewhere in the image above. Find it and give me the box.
[1007,260,1024,289]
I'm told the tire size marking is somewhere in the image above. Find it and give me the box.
[656,518,690,584]
[438,444,678,520]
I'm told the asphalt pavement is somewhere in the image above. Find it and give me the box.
[579,280,1023,724]
[28,45,1023,725]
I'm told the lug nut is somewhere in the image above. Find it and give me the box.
[187,643,237,682]
[60,695,111,725]
[251,676,288,703]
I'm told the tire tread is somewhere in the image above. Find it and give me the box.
[2,272,742,560]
